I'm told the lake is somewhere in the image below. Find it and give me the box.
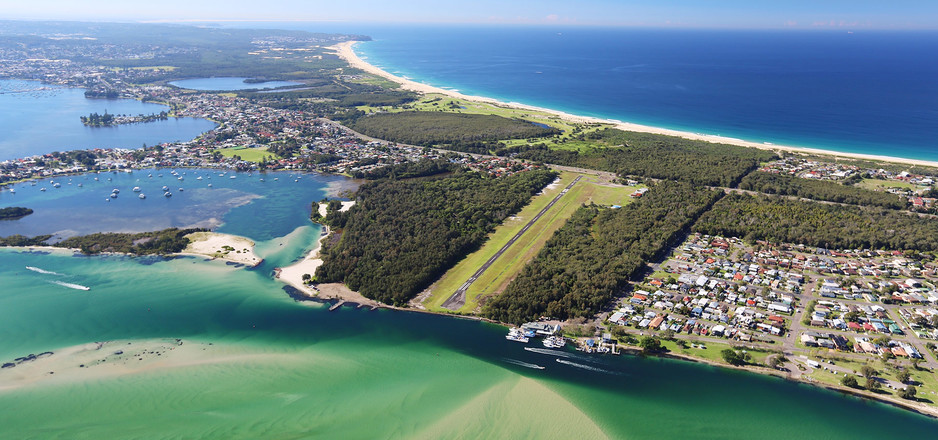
[0,79,216,160]
[169,77,303,91]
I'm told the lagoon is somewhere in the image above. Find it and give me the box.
[1,171,938,438]
[0,79,216,160]
[169,77,303,91]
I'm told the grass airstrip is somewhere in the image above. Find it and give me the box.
[422,171,643,314]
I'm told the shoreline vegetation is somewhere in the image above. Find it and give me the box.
[333,41,938,169]
[3,22,938,426]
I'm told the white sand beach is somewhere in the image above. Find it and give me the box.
[276,225,379,307]
[331,41,938,168]
[180,231,262,266]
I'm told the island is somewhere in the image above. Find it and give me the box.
[0,207,33,220]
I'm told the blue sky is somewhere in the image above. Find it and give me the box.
[5,0,938,29]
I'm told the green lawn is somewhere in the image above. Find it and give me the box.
[423,172,641,313]
[217,146,273,163]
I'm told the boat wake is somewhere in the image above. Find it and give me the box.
[555,358,620,375]
[524,347,596,363]
[48,280,91,291]
[502,358,546,370]
[25,266,62,276]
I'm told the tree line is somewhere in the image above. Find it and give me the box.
[315,166,558,305]
[693,194,938,251]
[483,181,723,324]
[500,128,778,187]
[55,228,207,255]
[349,111,560,148]
[738,171,907,210]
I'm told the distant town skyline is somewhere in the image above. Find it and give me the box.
[4,0,938,30]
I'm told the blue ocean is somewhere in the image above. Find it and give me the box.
[352,27,938,160]
[229,23,936,161]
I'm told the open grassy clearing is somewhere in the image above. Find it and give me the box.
[359,93,611,148]
[217,146,273,162]
[345,73,401,89]
[857,178,925,192]
[422,171,641,313]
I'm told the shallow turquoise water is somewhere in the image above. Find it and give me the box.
[1,173,938,438]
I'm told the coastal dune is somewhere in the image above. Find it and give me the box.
[330,41,938,168]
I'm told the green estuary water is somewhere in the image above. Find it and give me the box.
[1,172,937,439]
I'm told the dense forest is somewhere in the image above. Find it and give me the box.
[738,172,907,210]
[351,158,459,180]
[0,207,34,220]
[483,181,722,324]
[315,167,558,305]
[349,111,560,150]
[694,194,938,251]
[55,228,206,255]
[501,128,777,187]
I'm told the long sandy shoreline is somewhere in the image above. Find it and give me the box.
[331,41,938,169]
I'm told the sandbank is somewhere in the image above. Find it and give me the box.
[179,231,262,266]
[276,225,379,307]
[330,41,938,169]
[0,339,294,392]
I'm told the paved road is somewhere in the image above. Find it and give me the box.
[441,175,582,310]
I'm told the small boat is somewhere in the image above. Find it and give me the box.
[196,176,203,180]
[139,193,146,199]
[132,186,141,192]
[8,188,14,194]
[161,185,168,191]
[40,187,47,192]
[30,182,36,186]
[52,182,61,188]
[178,176,184,181]
[274,178,278,181]
[207,184,213,188]
[164,192,172,198]
[543,336,566,349]
[230,175,236,179]
[93,177,98,181]
[112,189,120,194]
[178,187,184,192]
[148,174,153,178]
[77,183,82,188]
[110,193,117,198]
[506,328,530,343]
[158,174,163,177]
[259,178,265,182]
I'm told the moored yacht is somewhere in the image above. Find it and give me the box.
[506,328,530,343]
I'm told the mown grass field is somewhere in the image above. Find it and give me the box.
[422,171,642,314]
[217,146,272,162]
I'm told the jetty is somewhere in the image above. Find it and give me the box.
[328,300,345,311]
